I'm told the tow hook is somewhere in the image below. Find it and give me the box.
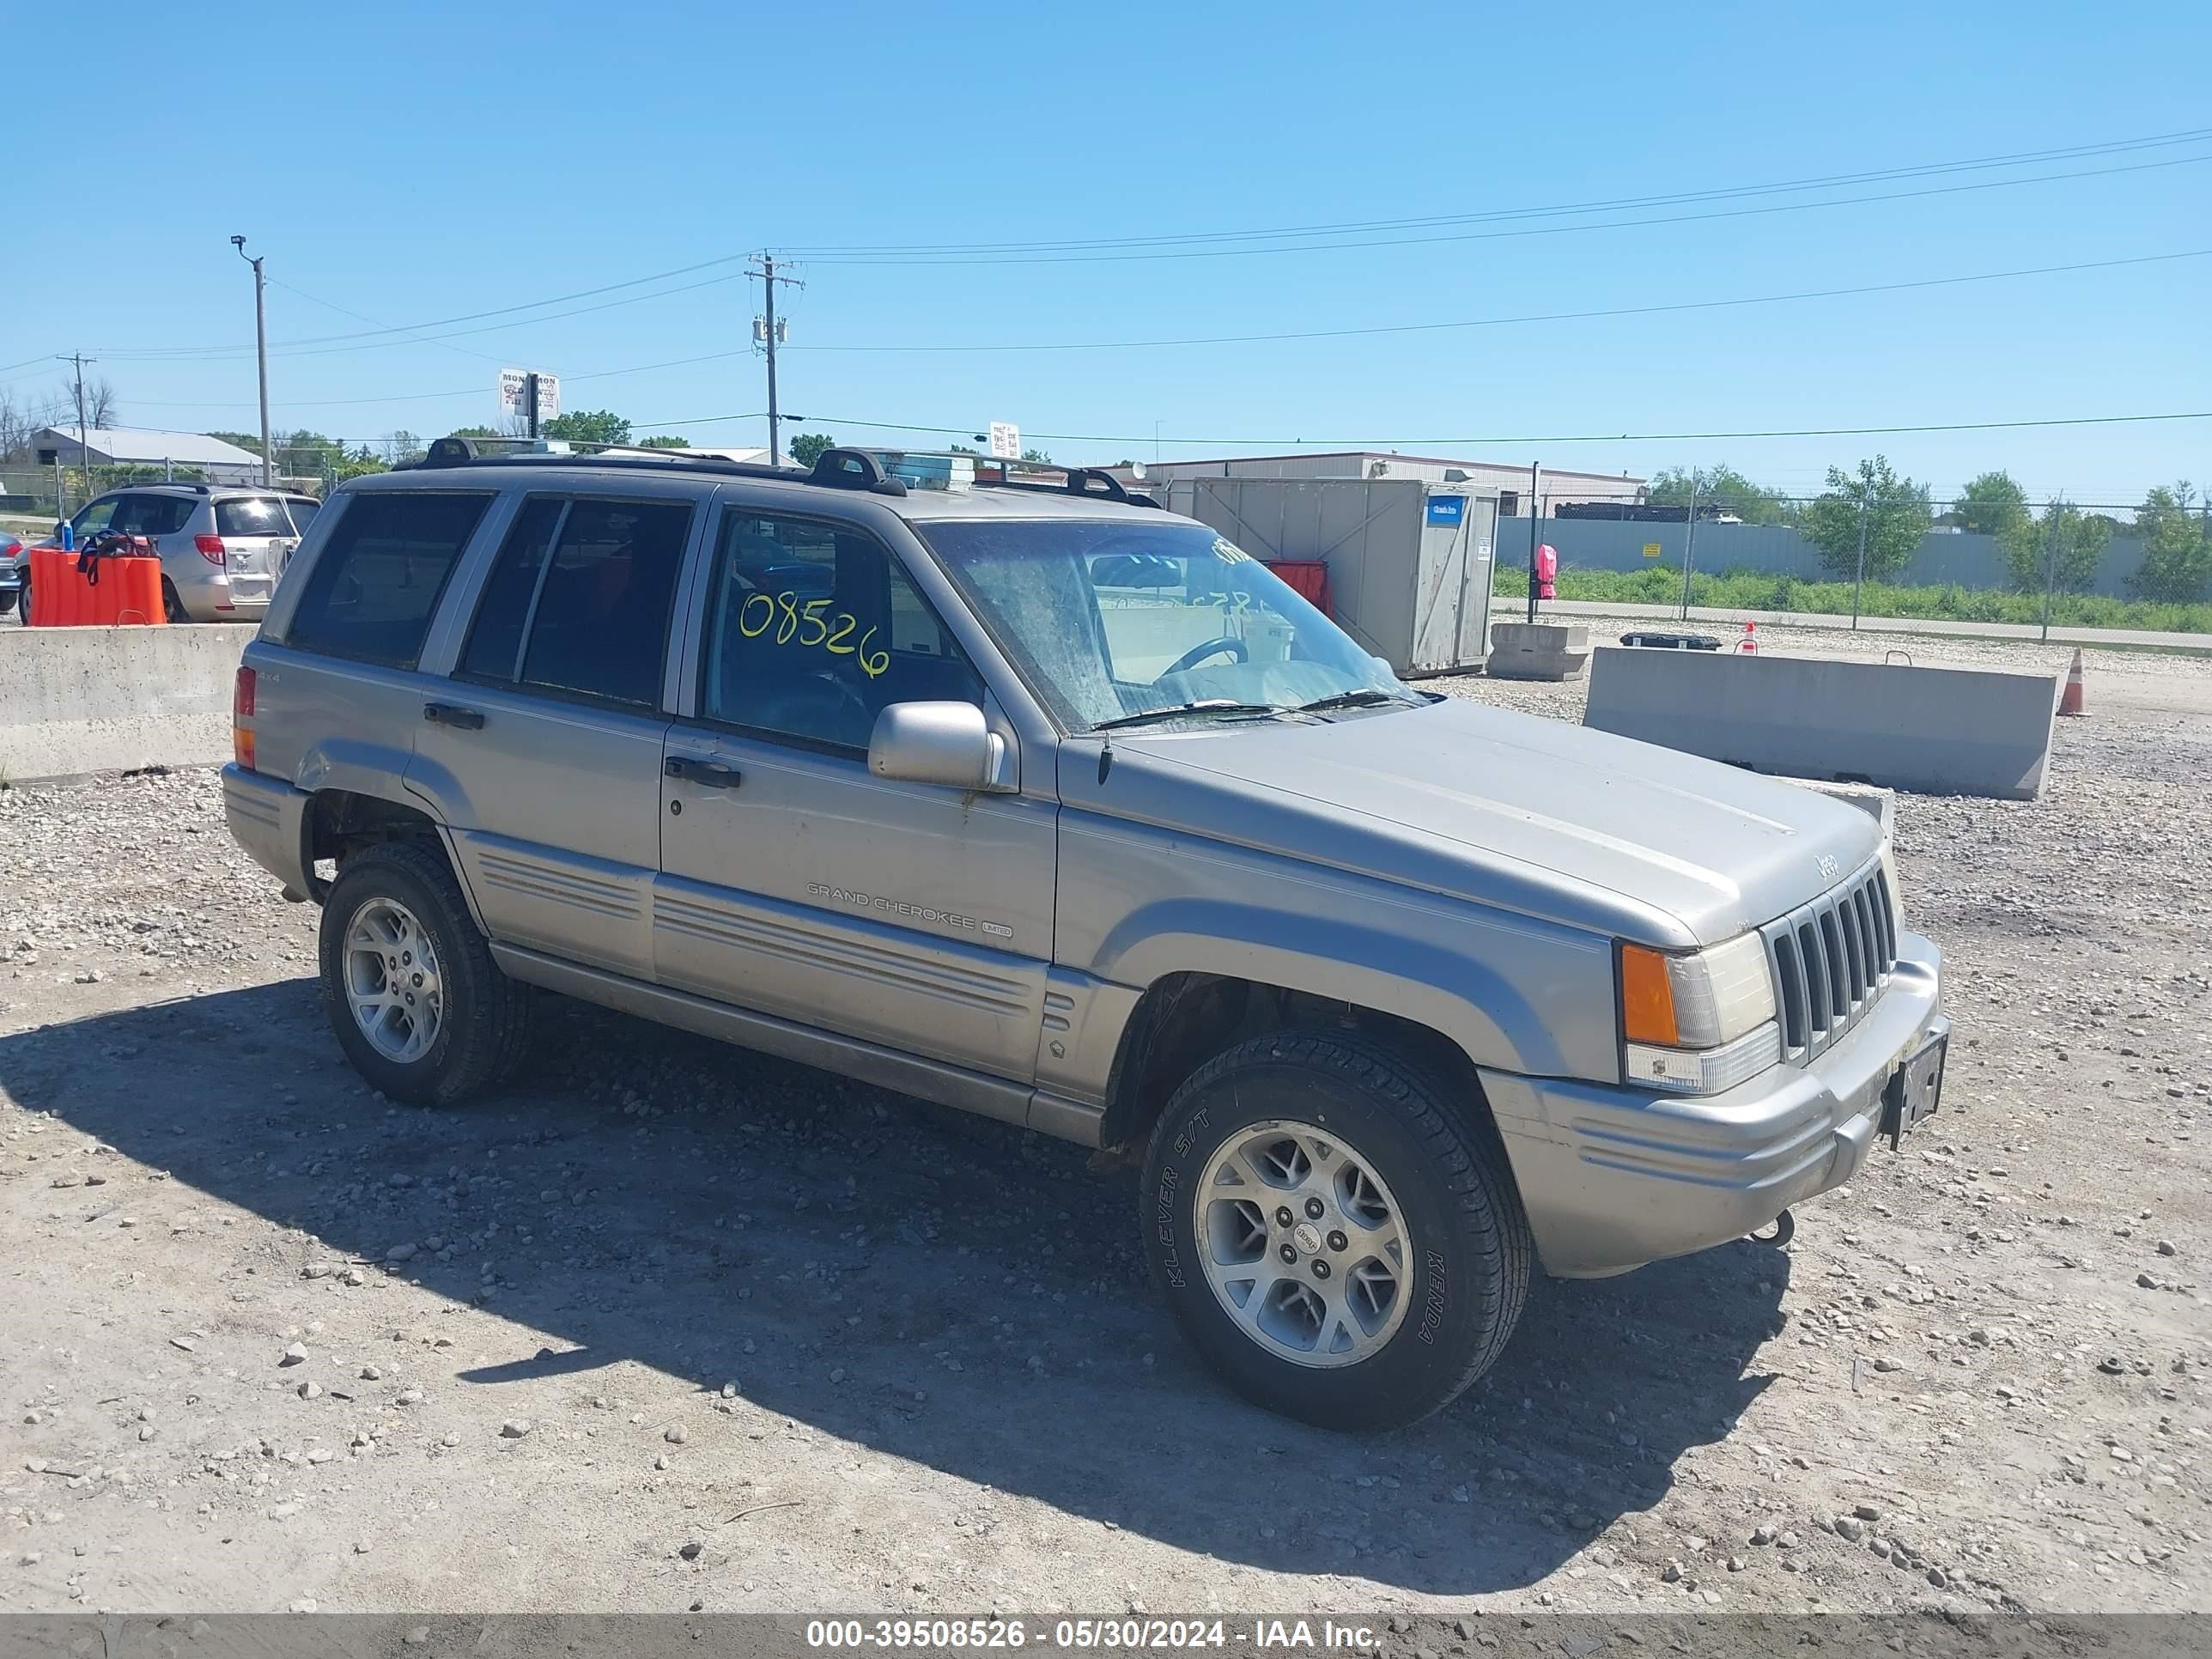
[1748,1208,1796,1248]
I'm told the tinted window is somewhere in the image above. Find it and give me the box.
[459,497,562,683]
[70,498,121,538]
[460,497,691,708]
[216,497,295,538]
[110,495,194,536]
[284,492,491,668]
[284,498,323,534]
[702,512,980,751]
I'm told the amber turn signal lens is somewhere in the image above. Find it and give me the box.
[1619,944,1681,1047]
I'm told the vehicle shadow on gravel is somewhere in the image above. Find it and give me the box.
[1,979,1789,1595]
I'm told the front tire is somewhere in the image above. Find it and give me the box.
[1141,1030,1532,1431]
[318,841,531,1106]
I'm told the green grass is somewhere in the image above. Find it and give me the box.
[1493,565,2212,634]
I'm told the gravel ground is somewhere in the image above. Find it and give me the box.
[0,624,2206,1623]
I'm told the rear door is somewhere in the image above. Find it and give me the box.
[213,494,301,608]
[410,489,700,979]
[251,489,496,793]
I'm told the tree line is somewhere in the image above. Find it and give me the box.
[1644,459,2211,603]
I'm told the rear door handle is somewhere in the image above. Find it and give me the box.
[423,702,485,731]
[665,756,741,790]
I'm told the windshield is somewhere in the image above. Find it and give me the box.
[915,518,1411,733]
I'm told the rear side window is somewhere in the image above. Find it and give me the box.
[216,497,295,538]
[284,498,323,534]
[459,496,692,708]
[112,495,195,536]
[283,492,491,668]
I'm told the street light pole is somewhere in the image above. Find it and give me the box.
[232,236,273,487]
[1524,462,1541,623]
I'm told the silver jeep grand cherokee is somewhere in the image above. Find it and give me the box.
[223,442,1948,1430]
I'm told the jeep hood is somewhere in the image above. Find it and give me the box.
[1074,697,1884,948]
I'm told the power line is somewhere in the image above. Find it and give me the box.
[781,248,2212,355]
[265,277,510,364]
[788,152,2212,266]
[624,408,2212,448]
[110,243,2212,416]
[92,270,753,365]
[51,123,2212,361]
[789,126,2212,256]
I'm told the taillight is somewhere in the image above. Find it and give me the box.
[233,666,257,769]
[196,534,227,565]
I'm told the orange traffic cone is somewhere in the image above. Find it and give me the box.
[2057,647,2085,716]
[1740,620,1758,654]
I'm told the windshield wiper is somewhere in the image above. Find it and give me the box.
[1091,700,1289,732]
[1293,688,1420,714]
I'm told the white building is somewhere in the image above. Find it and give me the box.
[1117,452,1644,517]
[33,426,265,485]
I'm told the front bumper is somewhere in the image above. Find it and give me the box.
[1482,930,1944,1278]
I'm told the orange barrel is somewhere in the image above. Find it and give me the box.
[1263,558,1334,618]
[27,547,76,626]
[91,555,166,625]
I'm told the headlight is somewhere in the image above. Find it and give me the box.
[1619,933,1780,1095]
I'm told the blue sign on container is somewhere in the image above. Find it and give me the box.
[1425,495,1465,528]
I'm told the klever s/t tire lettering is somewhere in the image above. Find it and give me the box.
[1140,1030,1531,1431]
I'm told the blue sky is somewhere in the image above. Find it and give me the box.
[6,0,2208,507]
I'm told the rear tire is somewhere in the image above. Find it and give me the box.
[318,840,532,1106]
[1140,1029,1532,1431]
[161,579,187,623]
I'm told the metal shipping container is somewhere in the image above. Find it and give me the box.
[1166,477,1499,677]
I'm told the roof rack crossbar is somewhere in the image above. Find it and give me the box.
[975,467,1159,508]
[808,447,908,497]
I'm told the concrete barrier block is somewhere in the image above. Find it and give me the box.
[1,624,249,782]
[1488,621,1591,682]
[1583,647,2059,800]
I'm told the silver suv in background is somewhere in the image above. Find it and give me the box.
[40,484,320,623]
[222,443,1948,1430]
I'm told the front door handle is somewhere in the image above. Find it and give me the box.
[423,702,484,731]
[665,756,742,790]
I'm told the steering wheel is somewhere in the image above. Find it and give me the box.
[808,670,875,733]
[757,670,877,747]
[1162,636,1249,677]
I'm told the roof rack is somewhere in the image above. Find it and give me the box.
[398,435,909,496]
[404,434,805,484]
[975,466,1159,509]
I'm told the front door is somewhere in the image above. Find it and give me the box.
[410,492,697,979]
[654,503,1054,1082]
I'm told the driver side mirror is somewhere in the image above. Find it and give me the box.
[868,702,1015,793]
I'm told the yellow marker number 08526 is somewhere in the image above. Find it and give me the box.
[736,590,890,678]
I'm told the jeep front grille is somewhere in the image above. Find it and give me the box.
[1761,859,1896,1062]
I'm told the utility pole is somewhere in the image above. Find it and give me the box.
[1524,462,1541,623]
[2040,495,2063,643]
[1677,472,1699,621]
[231,237,273,486]
[57,353,95,512]
[1850,495,1870,629]
[526,373,541,441]
[750,254,804,466]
